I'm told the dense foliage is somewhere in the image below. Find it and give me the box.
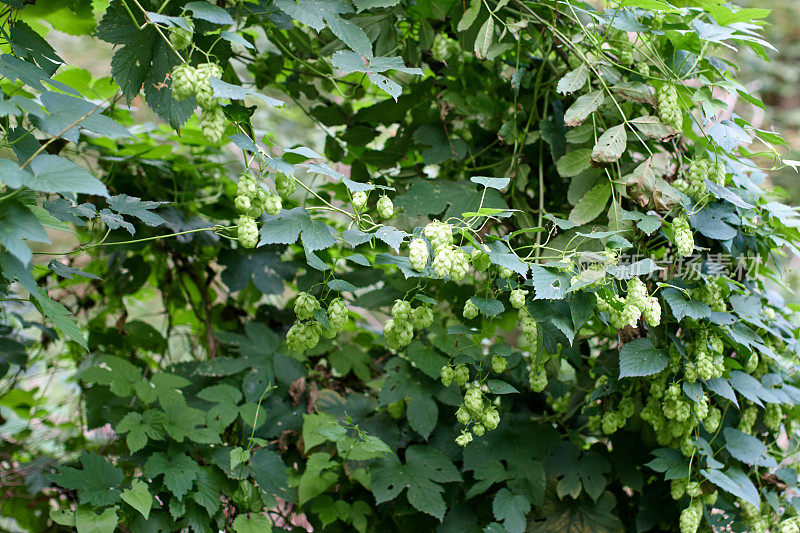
[1,0,800,531]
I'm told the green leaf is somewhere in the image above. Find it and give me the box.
[645,448,690,480]
[471,175,510,190]
[121,479,152,519]
[34,288,88,349]
[28,154,108,196]
[75,506,119,533]
[564,90,604,126]
[556,65,588,95]
[493,488,531,533]
[568,182,610,225]
[116,411,164,453]
[529,266,571,300]
[353,0,401,11]
[457,0,481,31]
[49,509,75,526]
[702,468,760,508]
[0,200,49,265]
[0,158,34,188]
[274,0,373,59]
[144,451,200,501]
[407,393,438,439]
[371,445,461,520]
[487,380,519,394]
[629,115,677,139]
[474,17,494,59]
[232,513,273,533]
[249,448,289,497]
[469,296,505,317]
[556,149,592,177]
[49,451,123,506]
[186,1,234,25]
[591,124,627,163]
[618,338,668,378]
[107,194,165,227]
[723,428,777,467]
[662,288,711,321]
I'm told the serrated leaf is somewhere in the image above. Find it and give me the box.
[488,380,519,395]
[556,149,592,177]
[0,201,49,265]
[49,451,123,506]
[662,288,711,321]
[564,91,603,126]
[28,155,108,196]
[591,124,627,163]
[107,194,165,227]
[144,451,200,501]
[557,65,588,95]
[702,468,760,508]
[469,296,505,317]
[705,377,738,407]
[371,445,461,520]
[723,427,776,467]
[568,182,610,225]
[186,1,234,25]
[471,175,510,190]
[618,338,667,378]
[529,266,571,300]
[493,488,531,533]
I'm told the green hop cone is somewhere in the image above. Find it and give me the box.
[391,299,412,321]
[235,195,253,215]
[498,266,513,279]
[200,105,226,144]
[194,62,223,109]
[636,62,650,77]
[455,405,470,424]
[464,388,483,414]
[453,364,469,387]
[169,19,194,51]
[386,400,405,419]
[510,288,528,309]
[482,407,500,431]
[263,194,282,216]
[673,215,694,257]
[529,367,547,392]
[237,216,259,249]
[657,83,681,129]
[295,292,320,320]
[171,64,196,100]
[678,502,702,533]
[440,365,454,387]
[376,195,394,219]
[472,423,485,437]
[704,406,721,433]
[238,173,258,197]
[275,173,295,198]
[433,247,455,278]
[327,297,348,332]
[423,220,453,254]
[455,431,473,447]
[412,306,434,330]
[286,322,320,353]
[627,278,647,307]
[470,248,491,271]
[463,300,479,320]
[642,296,662,326]
[519,311,538,349]
[671,478,687,500]
[449,248,469,282]
[491,355,507,373]
[686,481,702,498]
[352,191,368,212]
[409,238,430,272]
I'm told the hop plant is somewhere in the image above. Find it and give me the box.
[529,367,547,392]
[194,62,223,109]
[453,364,469,387]
[455,431,473,447]
[391,299,412,321]
[491,355,507,373]
[658,83,681,129]
[519,311,538,350]
[237,216,259,249]
[200,105,226,144]
[510,288,528,309]
[411,306,434,330]
[384,319,413,350]
[498,266,513,279]
[352,191,368,212]
[765,403,782,430]
[472,423,485,437]
[294,293,320,320]
[235,195,258,217]
[275,173,295,198]
[673,215,694,257]
[627,278,647,305]
[171,64,196,100]
[671,477,688,499]
[636,62,650,77]
[704,406,721,433]
[463,300,479,320]
[423,221,453,253]
[169,19,193,50]
[409,238,430,272]
[263,194,282,216]
[642,296,662,326]
[286,322,321,353]
[441,366,454,387]
[482,408,500,430]
[455,406,470,424]
[686,481,702,498]
[449,248,469,282]
[376,195,394,219]
[433,246,455,279]
[327,298,348,332]
[464,388,484,414]
[679,503,702,533]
